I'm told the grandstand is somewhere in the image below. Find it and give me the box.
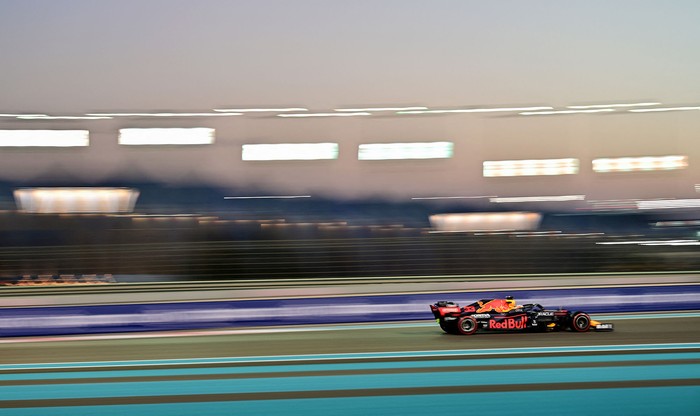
[0,179,697,283]
[1,95,699,284]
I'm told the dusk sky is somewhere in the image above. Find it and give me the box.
[1,1,699,207]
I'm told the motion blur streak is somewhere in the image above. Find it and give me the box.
[16,115,112,120]
[566,102,661,109]
[223,195,311,200]
[213,108,308,112]
[629,106,700,112]
[519,109,615,115]
[334,106,427,112]
[397,106,553,114]
[490,195,585,203]
[276,112,370,117]
[86,112,240,117]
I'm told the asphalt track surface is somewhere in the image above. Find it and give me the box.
[1,315,699,415]
[1,315,699,363]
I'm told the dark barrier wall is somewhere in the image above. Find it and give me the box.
[2,234,699,280]
[1,284,698,337]
[1,209,699,280]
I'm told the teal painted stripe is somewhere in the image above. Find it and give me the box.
[0,386,698,416]
[1,364,699,400]
[3,352,700,382]
[4,342,700,371]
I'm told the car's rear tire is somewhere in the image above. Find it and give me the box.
[569,312,591,332]
[457,316,478,335]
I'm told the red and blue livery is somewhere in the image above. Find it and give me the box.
[430,296,614,335]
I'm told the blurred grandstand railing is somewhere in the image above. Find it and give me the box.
[1,273,116,286]
[1,233,698,282]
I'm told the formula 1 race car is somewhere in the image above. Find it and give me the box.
[430,297,614,335]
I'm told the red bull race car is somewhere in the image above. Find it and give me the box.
[430,296,614,335]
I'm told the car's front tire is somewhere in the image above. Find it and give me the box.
[457,316,478,335]
[569,312,591,332]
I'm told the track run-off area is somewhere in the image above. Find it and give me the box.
[1,313,699,415]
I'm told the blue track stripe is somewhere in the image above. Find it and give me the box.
[1,364,699,400]
[3,352,700,382]
[3,285,699,337]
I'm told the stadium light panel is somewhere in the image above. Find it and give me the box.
[118,128,215,145]
[483,158,579,177]
[14,187,139,213]
[0,130,89,147]
[242,143,339,161]
[358,142,453,160]
[592,155,687,172]
[430,212,542,232]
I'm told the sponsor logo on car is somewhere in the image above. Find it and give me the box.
[472,314,491,319]
[488,316,528,330]
[537,312,554,316]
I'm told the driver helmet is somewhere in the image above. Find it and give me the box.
[505,296,516,307]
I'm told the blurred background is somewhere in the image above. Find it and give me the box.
[1,1,699,284]
[1,2,699,415]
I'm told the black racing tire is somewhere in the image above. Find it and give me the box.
[457,316,478,335]
[439,319,459,335]
[569,312,591,332]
